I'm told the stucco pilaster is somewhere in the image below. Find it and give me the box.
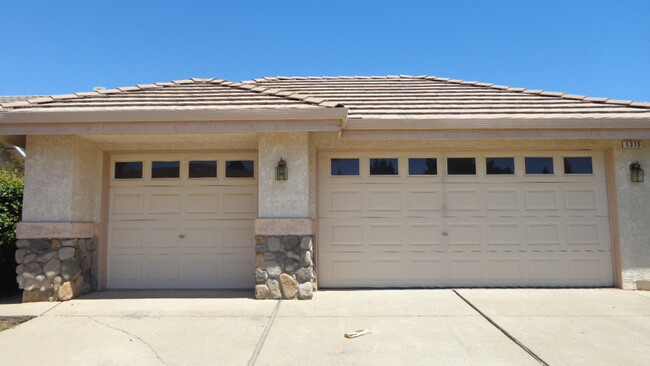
[22,135,102,222]
[614,140,650,289]
[257,132,310,218]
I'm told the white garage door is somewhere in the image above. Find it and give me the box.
[107,152,257,289]
[318,151,614,288]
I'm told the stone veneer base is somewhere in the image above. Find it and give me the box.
[255,235,315,300]
[15,238,98,302]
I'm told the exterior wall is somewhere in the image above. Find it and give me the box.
[258,132,310,218]
[311,132,650,289]
[23,135,102,222]
[613,140,650,289]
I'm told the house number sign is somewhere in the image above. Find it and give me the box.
[622,140,643,149]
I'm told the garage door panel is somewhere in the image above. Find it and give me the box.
[446,189,482,211]
[109,223,144,249]
[222,222,255,250]
[368,190,402,212]
[318,151,613,288]
[184,224,218,248]
[146,259,181,287]
[406,189,442,212]
[107,257,144,289]
[148,226,181,248]
[407,223,443,247]
[368,224,402,247]
[110,190,145,215]
[487,223,522,246]
[185,190,219,214]
[485,189,519,211]
[149,191,182,214]
[182,259,220,287]
[222,191,256,215]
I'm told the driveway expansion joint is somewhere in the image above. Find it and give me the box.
[248,300,281,366]
[89,316,168,365]
[453,290,550,366]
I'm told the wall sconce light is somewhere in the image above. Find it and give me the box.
[630,162,644,183]
[276,158,288,181]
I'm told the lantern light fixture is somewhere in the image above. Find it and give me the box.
[276,157,288,181]
[630,162,644,183]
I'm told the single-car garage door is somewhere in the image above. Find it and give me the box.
[318,151,614,288]
[107,152,257,289]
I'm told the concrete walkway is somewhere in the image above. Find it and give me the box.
[0,289,648,366]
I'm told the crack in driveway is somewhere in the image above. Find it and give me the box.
[89,316,167,365]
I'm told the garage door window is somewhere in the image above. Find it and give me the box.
[226,160,255,178]
[189,161,217,178]
[114,161,143,179]
[152,161,180,178]
[370,158,398,175]
[408,158,437,175]
[447,158,476,175]
[525,157,554,174]
[331,158,359,176]
[564,157,593,174]
[486,157,515,175]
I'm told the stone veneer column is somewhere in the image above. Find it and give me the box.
[256,133,316,299]
[254,219,315,300]
[15,222,98,302]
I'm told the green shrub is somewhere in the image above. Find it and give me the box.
[0,158,24,297]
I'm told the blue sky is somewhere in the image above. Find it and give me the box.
[1,1,649,101]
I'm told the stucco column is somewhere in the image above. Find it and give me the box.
[614,140,650,289]
[257,132,310,218]
[16,135,102,302]
[254,132,315,299]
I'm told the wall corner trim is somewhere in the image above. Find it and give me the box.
[16,221,97,239]
[255,218,314,235]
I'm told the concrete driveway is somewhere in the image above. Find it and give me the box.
[0,289,649,366]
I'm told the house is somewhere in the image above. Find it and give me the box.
[0,76,648,302]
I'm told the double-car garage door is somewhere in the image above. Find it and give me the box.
[318,151,614,288]
[107,153,257,289]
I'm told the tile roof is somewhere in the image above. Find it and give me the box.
[2,76,649,121]
[0,78,324,112]
[0,96,46,104]
[246,75,650,119]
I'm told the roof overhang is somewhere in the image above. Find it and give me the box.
[341,115,650,140]
[0,107,348,135]
[345,115,650,130]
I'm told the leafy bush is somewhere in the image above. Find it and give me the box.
[0,158,24,297]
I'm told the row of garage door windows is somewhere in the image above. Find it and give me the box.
[114,156,594,179]
[331,157,593,176]
[114,160,255,179]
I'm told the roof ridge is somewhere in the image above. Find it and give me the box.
[224,80,343,108]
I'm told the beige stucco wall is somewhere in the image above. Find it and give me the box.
[23,135,102,222]
[257,132,310,218]
[613,140,650,289]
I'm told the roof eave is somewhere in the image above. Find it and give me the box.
[345,115,650,131]
[0,107,348,135]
